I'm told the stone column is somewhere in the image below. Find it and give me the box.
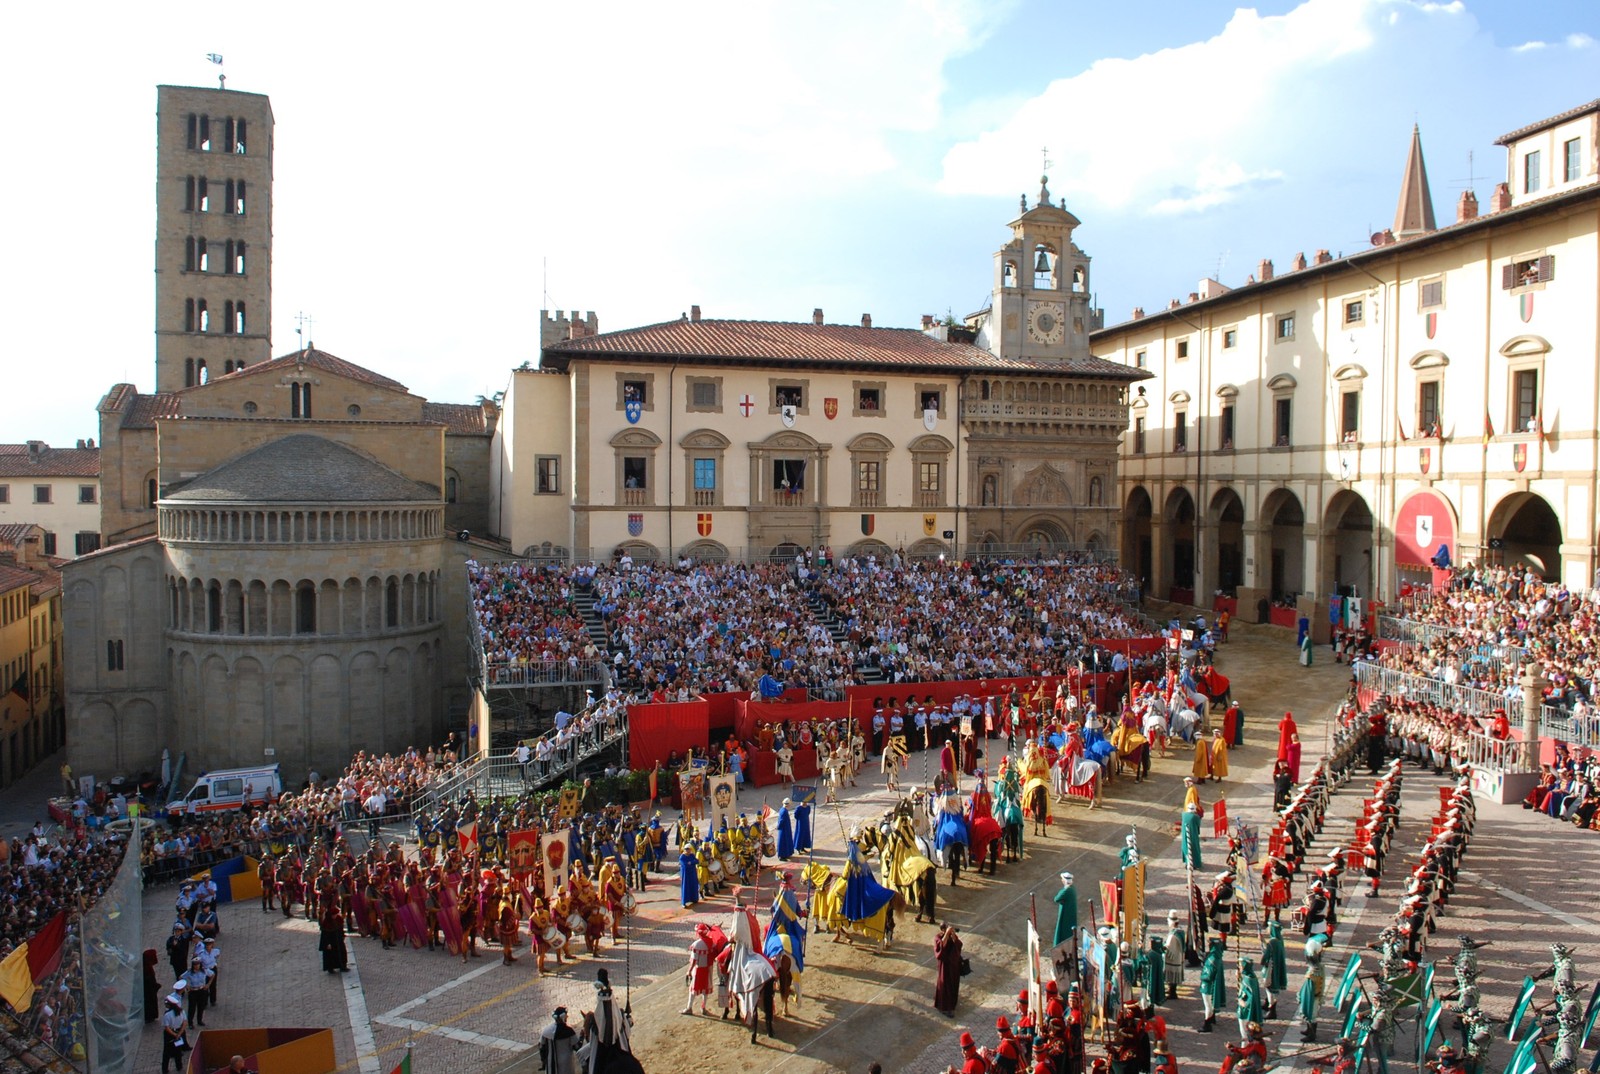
[1521,663,1546,769]
[1237,522,1268,623]
[1148,517,1168,601]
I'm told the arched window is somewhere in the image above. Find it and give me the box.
[291,382,312,418]
[196,359,208,385]
[223,301,234,335]
[185,236,196,271]
[295,583,317,634]
[445,475,458,503]
[386,578,399,628]
[197,238,208,272]
[206,582,222,632]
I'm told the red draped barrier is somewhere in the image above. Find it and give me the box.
[626,644,1162,769]
[735,699,854,742]
[627,700,711,765]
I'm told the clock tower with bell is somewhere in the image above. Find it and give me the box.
[974,173,1095,363]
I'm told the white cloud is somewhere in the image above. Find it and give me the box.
[1566,32,1596,48]
[937,0,1467,215]
[1514,40,1549,51]
[1150,160,1286,216]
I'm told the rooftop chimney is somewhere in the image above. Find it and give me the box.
[1314,249,1332,265]
[1490,182,1512,213]
[76,439,86,449]
[1132,307,1145,320]
[690,305,701,322]
[1456,189,1479,223]
[812,308,824,325]
[1168,299,1182,310]
[1258,259,1274,282]
[921,314,934,329]
[26,441,44,461]
[1291,252,1307,271]
[861,313,872,328]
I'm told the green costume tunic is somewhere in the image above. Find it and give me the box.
[1298,961,1325,1022]
[1237,957,1263,1025]
[1181,810,1204,870]
[1263,922,1289,992]
[1200,939,1227,1010]
[1053,883,1078,948]
[1143,936,1168,1005]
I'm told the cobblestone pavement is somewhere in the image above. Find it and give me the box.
[110,625,1600,1074]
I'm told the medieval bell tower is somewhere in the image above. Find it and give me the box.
[980,175,1094,363]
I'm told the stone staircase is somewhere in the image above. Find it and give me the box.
[803,581,888,685]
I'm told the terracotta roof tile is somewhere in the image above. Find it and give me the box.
[122,393,182,429]
[0,565,42,595]
[215,347,409,392]
[423,401,490,435]
[1496,98,1600,146]
[545,318,1148,380]
[0,445,100,478]
[164,434,439,503]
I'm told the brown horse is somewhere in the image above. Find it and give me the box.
[1025,782,1051,837]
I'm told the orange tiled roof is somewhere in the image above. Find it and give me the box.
[215,347,409,392]
[423,402,491,435]
[545,318,1147,380]
[0,445,100,478]
[0,524,39,546]
[121,393,182,429]
[1496,98,1600,146]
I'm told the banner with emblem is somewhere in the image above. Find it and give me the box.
[1121,860,1146,949]
[624,399,642,424]
[540,830,570,900]
[1425,312,1437,339]
[923,408,938,431]
[781,404,797,427]
[792,784,816,807]
[1419,447,1430,474]
[697,512,713,537]
[507,829,540,879]
[558,787,582,819]
[627,513,644,537]
[922,514,936,537]
[1513,442,1528,472]
[457,820,478,858]
[860,514,875,536]
[1519,293,1534,323]
[678,772,706,822]
[823,397,838,420]
[707,774,738,833]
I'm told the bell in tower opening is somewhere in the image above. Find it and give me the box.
[969,173,1095,365]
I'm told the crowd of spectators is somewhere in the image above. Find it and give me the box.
[469,554,1156,700]
[0,821,131,1063]
[142,745,469,883]
[1386,563,1598,710]
[470,561,603,671]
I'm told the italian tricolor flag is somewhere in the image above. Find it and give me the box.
[389,1052,412,1074]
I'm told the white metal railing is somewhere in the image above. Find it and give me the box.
[1459,730,1540,774]
[1354,662,1516,722]
[1540,704,1600,750]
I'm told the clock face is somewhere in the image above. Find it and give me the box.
[1027,301,1067,345]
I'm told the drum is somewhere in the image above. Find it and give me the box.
[543,925,566,950]
[600,908,614,930]
[567,912,587,932]
[707,858,724,877]
[762,837,776,857]
[721,852,739,877]
[621,892,637,914]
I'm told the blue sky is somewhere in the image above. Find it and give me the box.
[0,0,1595,447]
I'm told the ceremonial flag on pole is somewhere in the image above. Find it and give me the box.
[457,820,479,857]
[1099,880,1120,925]
[0,946,34,1012]
[23,912,65,985]
[388,1049,412,1074]
[1212,799,1229,837]
[1482,410,1494,446]
[648,766,658,805]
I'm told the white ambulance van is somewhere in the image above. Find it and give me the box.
[167,764,282,816]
